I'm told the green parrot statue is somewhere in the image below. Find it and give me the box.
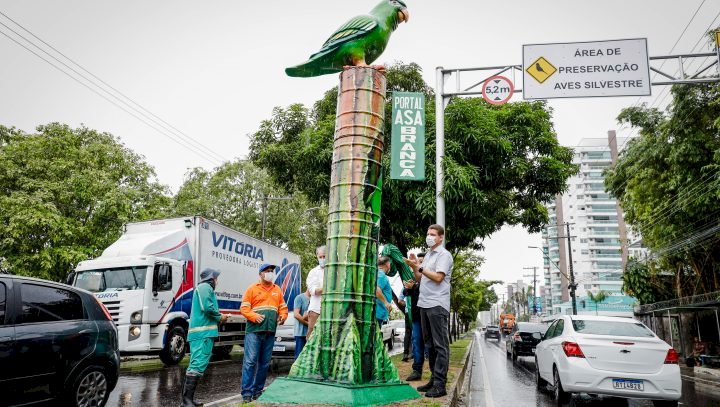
[285,0,409,77]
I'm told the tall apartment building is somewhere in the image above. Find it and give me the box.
[541,132,632,315]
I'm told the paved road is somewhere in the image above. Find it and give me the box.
[475,330,720,407]
[107,335,406,407]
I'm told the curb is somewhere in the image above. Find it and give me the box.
[449,332,475,407]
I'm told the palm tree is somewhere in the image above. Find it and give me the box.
[587,290,609,316]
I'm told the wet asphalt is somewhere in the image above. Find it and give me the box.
[477,330,720,407]
[107,337,406,407]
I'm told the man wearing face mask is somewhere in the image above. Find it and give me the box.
[239,264,288,402]
[305,245,326,339]
[404,224,453,398]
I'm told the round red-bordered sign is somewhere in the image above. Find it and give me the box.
[482,75,514,105]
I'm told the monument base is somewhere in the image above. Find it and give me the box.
[257,377,421,406]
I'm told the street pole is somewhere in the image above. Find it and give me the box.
[566,223,578,315]
[435,67,446,230]
[523,266,538,316]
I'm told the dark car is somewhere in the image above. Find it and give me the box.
[505,322,547,361]
[0,275,120,406]
[484,325,501,341]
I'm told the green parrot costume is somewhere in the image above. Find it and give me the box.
[285,0,409,77]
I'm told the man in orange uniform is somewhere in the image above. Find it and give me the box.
[240,263,288,402]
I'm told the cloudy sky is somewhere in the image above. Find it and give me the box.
[1,0,717,293]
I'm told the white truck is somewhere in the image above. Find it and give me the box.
[69,216,302,365]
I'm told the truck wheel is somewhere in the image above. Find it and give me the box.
[160,325,187,366]
[65,365,110,407]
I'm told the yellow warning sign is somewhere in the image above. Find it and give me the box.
[526,57,557,84]
[715,31,720,48]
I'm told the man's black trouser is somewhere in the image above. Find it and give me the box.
[420,306,450,388]
[403,312,412,356]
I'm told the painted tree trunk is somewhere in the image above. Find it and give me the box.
[289,67,399,385]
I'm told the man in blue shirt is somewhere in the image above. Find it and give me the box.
[293,290,310,359]
[375,256,393,326]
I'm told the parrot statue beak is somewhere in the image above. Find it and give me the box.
[398,8,409,23]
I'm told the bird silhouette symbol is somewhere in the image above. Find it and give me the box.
[535,63,546,73]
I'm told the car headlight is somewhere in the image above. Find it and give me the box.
[129,326,141,338]
[131,311,143,324]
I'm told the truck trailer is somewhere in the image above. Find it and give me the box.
[69,216,301,365]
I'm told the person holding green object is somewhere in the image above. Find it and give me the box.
[182,268,229,407]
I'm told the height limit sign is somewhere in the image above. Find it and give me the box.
[482,75,514,105]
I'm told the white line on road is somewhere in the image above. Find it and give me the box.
[205,393,244,407]
[474,331,496,407]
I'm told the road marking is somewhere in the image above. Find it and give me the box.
[475,332,496,407]
[205,394,244,407]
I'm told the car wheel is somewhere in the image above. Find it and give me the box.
[652,401,678,407]
[553,367,571,406]
[67,365,110,407]
[535,357,547,391]
[159,325,187,366]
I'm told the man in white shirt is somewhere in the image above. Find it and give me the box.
[404,224,453,398]
[305,245,326,339]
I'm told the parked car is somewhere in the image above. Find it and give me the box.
[272,314,297,359]
[534,315,681,407]
[380,320,398,350]
[0,275,120,406]
[505,322,547,361]
[485,325,501,341]
[388,319,406,342]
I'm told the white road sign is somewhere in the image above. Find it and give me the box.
[482,75,514,105]
[523,38,651,100]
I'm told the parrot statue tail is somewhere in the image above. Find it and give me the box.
[285,48,345,77]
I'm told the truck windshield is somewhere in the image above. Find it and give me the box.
[75,267,147,292]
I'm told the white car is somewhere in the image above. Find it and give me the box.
[534,315,681,407]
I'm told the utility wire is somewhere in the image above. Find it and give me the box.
[0,11,227,166]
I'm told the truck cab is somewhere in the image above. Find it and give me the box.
[71,255,193,364]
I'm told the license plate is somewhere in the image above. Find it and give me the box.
[272,345,286,352]
[612,379,643,391]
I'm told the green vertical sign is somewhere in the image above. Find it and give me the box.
[390,92,425,181]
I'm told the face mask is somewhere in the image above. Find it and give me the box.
[426,235,437,247]
[263,271,276,283]
[319,258,326,268]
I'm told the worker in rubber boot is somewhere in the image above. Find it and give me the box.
[181,268,228,407]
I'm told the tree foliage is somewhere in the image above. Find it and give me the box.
[606,83,720,299]
[250,62,577,253]
[621,258,675,304]
[173,160,327,281]
[0,123,171,281]
[449,250,499,327]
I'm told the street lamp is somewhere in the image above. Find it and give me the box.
[261,195,293,240]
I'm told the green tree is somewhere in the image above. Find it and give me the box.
[605,82,720,299]
[172,160,327,281]
[449,250,501,333]
[250,62,577,253]
[587,290,609,315]
[0,123,171,281]
[621,257,675,304]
